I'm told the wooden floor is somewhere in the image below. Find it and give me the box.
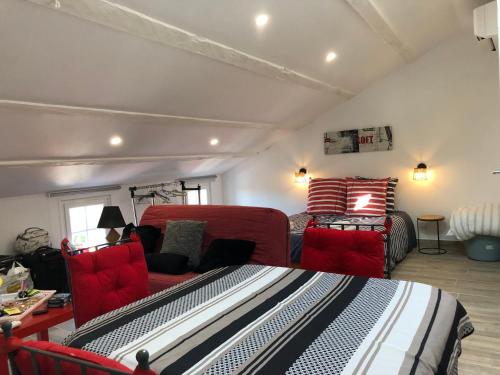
[392,242,500,374]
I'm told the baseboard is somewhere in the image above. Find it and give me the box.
[416,239,464,249]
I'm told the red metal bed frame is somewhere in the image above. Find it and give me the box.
[1,321,156,375]
[312,216,393,279]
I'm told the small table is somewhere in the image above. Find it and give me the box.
[417,215,447,255]
[0,305,73,373]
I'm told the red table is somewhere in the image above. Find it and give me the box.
[0,305,73,373]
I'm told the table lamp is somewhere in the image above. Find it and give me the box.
[97,206,126,243]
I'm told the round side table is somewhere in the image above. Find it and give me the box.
[417,215,447,255]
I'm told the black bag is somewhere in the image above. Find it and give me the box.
[122,223,161,253]
[19,247,69,292]
[0,255,19,274]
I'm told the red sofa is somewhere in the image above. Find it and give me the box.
[139,205,290,293]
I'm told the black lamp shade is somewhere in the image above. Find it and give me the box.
[97,206,126,229]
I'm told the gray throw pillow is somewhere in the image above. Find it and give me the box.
[161,220,207,268]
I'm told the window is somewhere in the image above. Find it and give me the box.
[186,188,208,205]
[62,196,110,248]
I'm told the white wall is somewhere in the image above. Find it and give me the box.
[0,194,53,254]
[223,31,500,240]
[0,176,223,254]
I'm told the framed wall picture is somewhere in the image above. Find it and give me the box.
[324,126,392,155]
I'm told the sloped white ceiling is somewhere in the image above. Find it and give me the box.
[0,0,489,197]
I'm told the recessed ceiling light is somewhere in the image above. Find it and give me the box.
[110,136,123,146]
[210,138,219,146]
[255,14,269,28]
[325,51,337,63]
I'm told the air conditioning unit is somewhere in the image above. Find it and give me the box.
[474,1,497,39]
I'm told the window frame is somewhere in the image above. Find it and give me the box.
[185,181,211,205]
[60,195,111,247]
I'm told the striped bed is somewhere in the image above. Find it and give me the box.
[289,211,416,272]
[63,265,472,374]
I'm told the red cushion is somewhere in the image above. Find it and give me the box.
[345,179,388,216]
[307,178,347,215]
[301,227,384,278]
[66,240,150,327]
[353,176,398,213]
[15,340,132,375]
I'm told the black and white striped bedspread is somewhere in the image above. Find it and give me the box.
[63,265,472,374]
[289,211,415,270]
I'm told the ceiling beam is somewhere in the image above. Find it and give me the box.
[0,100,278,130]
[345,0,417,62]
[0,153,256,168]
[26,0,354,99]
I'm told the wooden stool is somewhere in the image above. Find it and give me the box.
[417,215,447,255]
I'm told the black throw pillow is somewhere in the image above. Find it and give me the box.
[122,223,161,254]
[121,223,135,239]
[196,239,256,273]
[145,253,189,275]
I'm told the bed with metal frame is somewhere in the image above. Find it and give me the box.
[1,321,155,375]
[311,216,393,279]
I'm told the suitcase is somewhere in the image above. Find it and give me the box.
[20,247,69,292]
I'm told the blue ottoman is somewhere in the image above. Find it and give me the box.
[465,235,500,261]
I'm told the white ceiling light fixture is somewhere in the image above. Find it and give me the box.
[255,14,270,28]
[210,138,219,146]
[25,0,353,97]
[109,135,123,146]
[325,51,338,63]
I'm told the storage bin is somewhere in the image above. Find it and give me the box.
[464,235,500,261]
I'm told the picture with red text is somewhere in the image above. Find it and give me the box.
[324,126,392,154]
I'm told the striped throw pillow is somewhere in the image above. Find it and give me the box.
[307,178,347,215]
[346,179,388,216]
[355,177,398,213]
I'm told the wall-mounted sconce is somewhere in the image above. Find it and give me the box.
[294,167,309,183]
[413,163,428,181]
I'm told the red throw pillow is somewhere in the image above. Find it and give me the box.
[301,226,384,278]
[15,340,132,375]
[307,178,347,215]
[345,179,388,216]
[354,177,398,214]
